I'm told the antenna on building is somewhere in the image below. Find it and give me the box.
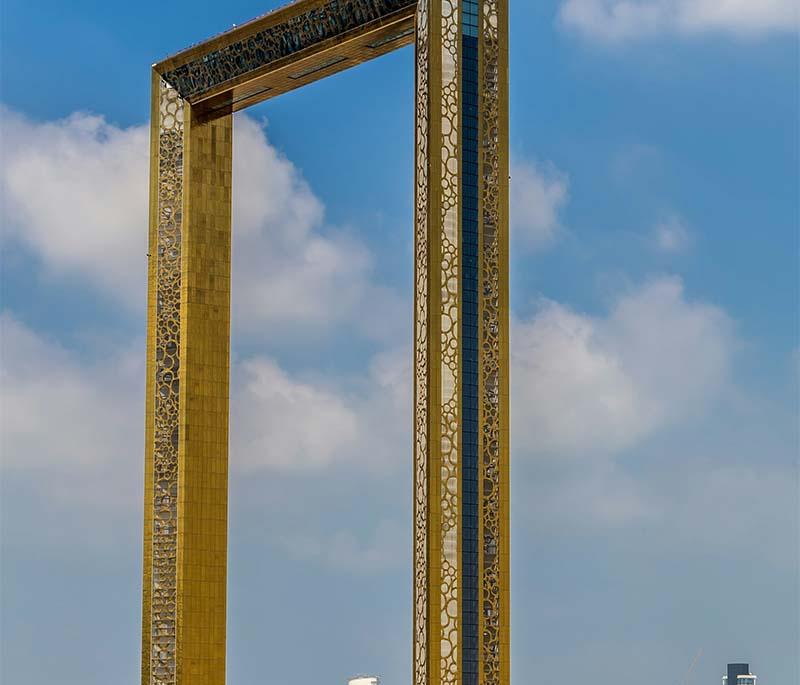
[678,649,703,685]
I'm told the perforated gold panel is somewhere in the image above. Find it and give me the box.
[413,1,431,684]
[143,82,232,685]
[413,2,509,684]
[478,1,509,682]
[144,78,185,685]
[438,0,461,682]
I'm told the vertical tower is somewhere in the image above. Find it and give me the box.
[414,1,510,684]
[143,74,232,685]
[723,664,758,685]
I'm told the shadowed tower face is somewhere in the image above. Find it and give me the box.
[142,2,509,684]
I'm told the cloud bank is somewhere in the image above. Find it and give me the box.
[0,109,384,337]
[1,108,150,304]
[560,0,799,42]
[512,276,735,458]
[0,314,143,518]
[653,215,692,253]
[511,160,569,250]
[0,104,787,591]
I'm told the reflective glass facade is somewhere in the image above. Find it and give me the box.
[723,665,757,685]
[461,2,480,683]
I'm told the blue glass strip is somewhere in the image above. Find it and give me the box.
[461,21,480,685]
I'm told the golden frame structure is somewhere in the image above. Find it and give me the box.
[142,2,509,684]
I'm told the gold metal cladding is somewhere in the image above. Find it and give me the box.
[413,1,431,684]
[479,1,509,683]
[175,105,232,683]
[475,6,486,681]
[438,0,461,682]
[146,78,185,685]
[144,77,232,685]
[480,0,501,674]
[153,0,418,116]
[145,1,510,683]
[497,2,511,681]
[142,72,161,685]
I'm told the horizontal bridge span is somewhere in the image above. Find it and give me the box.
[154,0,418,116]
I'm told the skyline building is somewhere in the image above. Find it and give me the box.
[141,2,510,685]
[723,664,757,685]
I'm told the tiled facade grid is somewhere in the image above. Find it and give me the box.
[176,110,232,683]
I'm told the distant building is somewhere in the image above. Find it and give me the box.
[348,677,379,685]
[722,663,757,685]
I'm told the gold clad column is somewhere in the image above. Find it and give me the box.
[177,96,232,684]
[143,73,232,685]
[478,1,509,684]
[415,0,463,683]
[415,0,509,683]
[413,0,438,683]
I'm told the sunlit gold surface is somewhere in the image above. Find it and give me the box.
[477,1,509,681]
[141,72,160,685]
[175,104,232,683]
[143,81,232,685]
[154,0,417,115]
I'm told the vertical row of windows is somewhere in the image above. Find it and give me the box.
[463,0,480,38]
[461,4,480,682]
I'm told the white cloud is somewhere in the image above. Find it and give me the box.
[3,270,736,506]
[279,519,407,575]
[3,107,780,584]
[231,357,359,471]
[671,465,796,561]
[523,459,797,566]
[0,108,150,305]
[230,116,376,335]
[511,160,569,250]
[0,108,386,336]
[560,0,799,42]
[653,215,691,253]
[680,0,800,34]
[0,310,414,576]
[0,314,143,511]
[231,343,411,473]
[512,276,735,458]
[522,465,655,528]
[0,313,407,485]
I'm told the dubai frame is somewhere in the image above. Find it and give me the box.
[142,1,509,684]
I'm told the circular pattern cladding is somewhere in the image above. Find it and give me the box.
[150,80,184,685]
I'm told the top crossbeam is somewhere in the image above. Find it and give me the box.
[153,0,418,118]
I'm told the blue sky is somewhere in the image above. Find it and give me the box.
[1,1,798,683]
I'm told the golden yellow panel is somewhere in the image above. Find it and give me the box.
[176,106,232,685]
[141,70,162,685]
